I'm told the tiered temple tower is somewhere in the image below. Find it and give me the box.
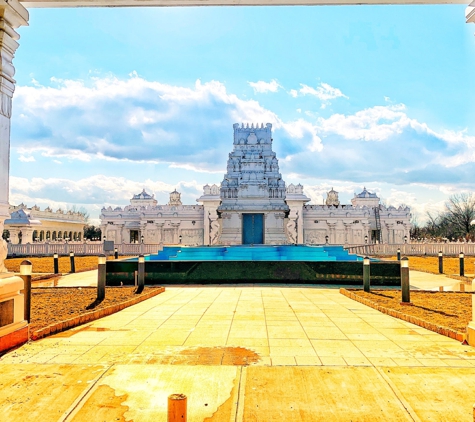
[217,123,289,244]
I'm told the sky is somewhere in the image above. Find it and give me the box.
[9,4,475,225]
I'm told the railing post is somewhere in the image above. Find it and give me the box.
[20,260,32,323]
[114,247,118,259]
[438,251,443,274]
[460,252,465,277]
[97,254,106,301]
[363,256,370,293]
[400,257,410,304]
[396,248,401,261]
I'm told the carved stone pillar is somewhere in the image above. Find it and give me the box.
[328,222,337,245]
[156,222,164,243]
[386,223,395,244]
[7,227,18,244]
[343,222,352,245]
[0,0,28,272]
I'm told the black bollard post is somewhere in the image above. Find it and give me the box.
[69,251,76,273]
[438,251,443,274]
[20,260,32,323]
[97,254,106,301]
[136,254,145,294]
[114,247,118,260]
[363,256,370,293]
[397,248,401,261]
[53,253,59,274]
[400,257,410,304]
[460,252,465,277]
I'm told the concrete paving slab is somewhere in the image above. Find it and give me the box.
[2,285,475,420]
[68,365,239,422]
[243,366,414,421]
[384,367,475,422]
[0,363,108,422]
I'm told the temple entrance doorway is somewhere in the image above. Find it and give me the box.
[130,230,139,243]
[242,214,264,244]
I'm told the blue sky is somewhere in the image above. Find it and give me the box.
[10,5,475,224]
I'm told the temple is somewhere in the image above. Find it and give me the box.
[4,204,87,244]
[100,123,411,245]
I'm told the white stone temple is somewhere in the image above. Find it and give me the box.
[100,123,411,245]
[4,204,87,244]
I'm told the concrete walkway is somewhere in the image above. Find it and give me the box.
[2,285,475,421]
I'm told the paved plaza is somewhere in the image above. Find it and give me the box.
[2,284,475,420]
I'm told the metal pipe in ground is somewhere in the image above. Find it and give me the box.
[438,251,443,274]
[400,257,410,304]
[168,394,187,422]
[363,256,370,293]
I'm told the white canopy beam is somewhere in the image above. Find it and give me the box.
[19,0,471,7]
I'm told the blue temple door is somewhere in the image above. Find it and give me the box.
[242,213,264,244]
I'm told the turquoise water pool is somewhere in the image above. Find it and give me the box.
[144,245,361,262]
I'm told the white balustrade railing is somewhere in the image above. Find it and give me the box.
[345,243,475,256]
[7,242,164,257]
[10,241,474,257]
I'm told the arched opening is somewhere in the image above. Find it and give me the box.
[33,230,38,241]
[18,231,22,244]
[52,231,57,241]
[46,231,51,241]
[40,230,44,241]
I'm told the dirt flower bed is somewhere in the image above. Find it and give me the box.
[347,289,471,333]
[30,286,161,334]
[5,256,112,274]
[383,255,474,278]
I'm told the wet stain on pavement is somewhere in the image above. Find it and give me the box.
[71,384,131,422]
[147,346,260,366]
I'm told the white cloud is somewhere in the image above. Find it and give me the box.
[298,82,349,102]
[316,104,409,141]
[248,79,281,94]
[9,174,204,220]
[11,73,475,213]
[289,89,298,98]
[18,155,35,162]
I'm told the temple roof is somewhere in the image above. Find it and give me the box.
[354,187,378,198]
[132,189,154,200]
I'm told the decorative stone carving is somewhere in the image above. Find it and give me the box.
[326,188,340,206]
[286,219,297,244]
[210,218,220,245]
[304,230,326,245]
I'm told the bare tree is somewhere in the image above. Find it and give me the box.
[443,193,475,239]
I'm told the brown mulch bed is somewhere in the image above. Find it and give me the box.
[346,290,471,334]
[6,256,103,274]
[30,286,161,334]
[380,255,474,282]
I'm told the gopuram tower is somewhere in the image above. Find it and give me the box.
[217,123,289,244]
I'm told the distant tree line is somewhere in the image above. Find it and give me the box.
[83,225,101,240]
[411,193,475,241]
